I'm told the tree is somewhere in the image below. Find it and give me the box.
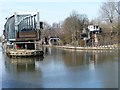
[99,0,118,32]
[61,11,89,45]
[98,0,119,45]
[41,21,51,38]
[119,1,120,37]
[43,21,51,30]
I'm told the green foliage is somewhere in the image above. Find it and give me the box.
[61,11,89,46]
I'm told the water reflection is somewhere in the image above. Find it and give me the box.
[3,47,118,73]
[4,56,44,72]
[42,47,118,73]
[61,50,117,67]
[44,47,52,55]
[61,50,98,67]
[2,46,118,88]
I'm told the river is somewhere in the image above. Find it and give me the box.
[0,46,118,88]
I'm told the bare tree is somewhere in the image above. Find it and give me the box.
[43,21,51,30]
[118,1,120,22]
[98,0,119,45]
[100,0,118,32]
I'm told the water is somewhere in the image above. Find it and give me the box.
[0,46,118,88]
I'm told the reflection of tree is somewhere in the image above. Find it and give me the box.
[61,50,85,67]
[61,50,100,67]
[61,50,118,67]
[95,51,118,63]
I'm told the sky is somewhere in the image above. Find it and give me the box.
[0,0,104,35]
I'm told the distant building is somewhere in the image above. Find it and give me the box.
[81,25,101,47]
[88,25,101,34]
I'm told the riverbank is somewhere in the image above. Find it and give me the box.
[43,44,119,50]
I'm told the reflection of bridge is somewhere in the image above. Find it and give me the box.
[4,57,44,72]
[5,57,36,72]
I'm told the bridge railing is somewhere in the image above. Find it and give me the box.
[18,14,37,31]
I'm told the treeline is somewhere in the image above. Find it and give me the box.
[41,0,119,46]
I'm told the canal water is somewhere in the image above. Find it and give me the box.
[0,46,118,88]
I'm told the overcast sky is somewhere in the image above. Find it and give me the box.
[0,0,103,35]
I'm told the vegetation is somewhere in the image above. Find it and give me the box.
[61,11,89,46]
[99,0,118,32]
[41,0,119,46]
